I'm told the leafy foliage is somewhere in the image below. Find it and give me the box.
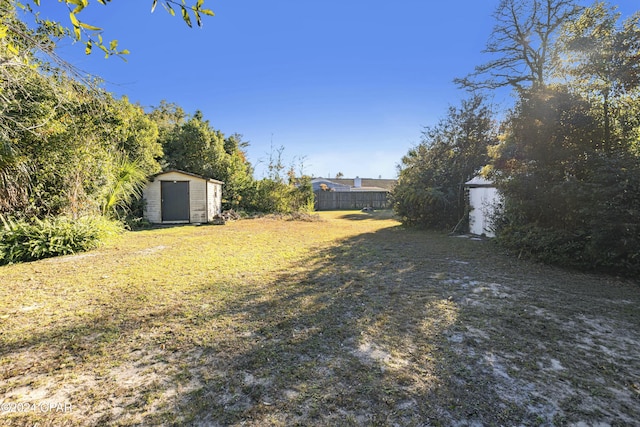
[246,176,315,214]
[557,2,640,153]
[5,0,214,60]
[100,154,150,219]
[1,6,163,219]
[155,110,256,211]
[394,95,497,229]
[491,85,640,276]
[155,109,314,214]
[0,215,122,264]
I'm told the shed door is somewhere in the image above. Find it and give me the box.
[161,181,190,222]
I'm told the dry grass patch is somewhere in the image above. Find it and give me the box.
[1,210,639,426]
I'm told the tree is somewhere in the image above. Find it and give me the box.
[156,110,259,211]
[557,2,640,153]
[0,10,163,218]
[490,84,640,275]
[393,95,497,229]
[456,0,581,90]
[220,133,255,210]
[161,110,217,175]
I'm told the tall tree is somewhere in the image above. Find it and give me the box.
[490,84,640,275]
[161,110,226,177]
[456,0,581,90]
[558,2,640,153]
[220,133,255,210]
[158,110,259,211]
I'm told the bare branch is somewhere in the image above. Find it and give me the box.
[457,0,581,91]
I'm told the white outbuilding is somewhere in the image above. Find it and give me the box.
[465,176,500,237]
[142,169,223,224]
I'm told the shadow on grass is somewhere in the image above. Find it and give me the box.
[3,223,640,426]
[337,209,398,222]
[155,227,529,426]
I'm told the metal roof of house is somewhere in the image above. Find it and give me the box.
[331,178,397,190]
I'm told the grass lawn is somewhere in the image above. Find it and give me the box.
[1,210,639,426]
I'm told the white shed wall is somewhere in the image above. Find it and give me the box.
[206,181,223,220]
[142,178,163,224]
[189,178,208,223]
[468,186,500,237]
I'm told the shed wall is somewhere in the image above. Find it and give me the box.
[206,181,223,220]
[468,186,500,237]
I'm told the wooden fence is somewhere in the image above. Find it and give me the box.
[315,191,391,210]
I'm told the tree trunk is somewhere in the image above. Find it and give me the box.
[603,91,611,154]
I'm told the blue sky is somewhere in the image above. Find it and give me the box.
[31,1,639,179]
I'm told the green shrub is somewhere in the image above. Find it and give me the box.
[245,177,315,214]
[0,215,122,265]
[494,163,640,276]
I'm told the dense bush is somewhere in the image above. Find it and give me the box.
[0,215,122,265]
[393,95,497,229]
[245,176,315,214]
[492,87,640,276]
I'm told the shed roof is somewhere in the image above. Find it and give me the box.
[151,169,224,185]
[465,176,494,188]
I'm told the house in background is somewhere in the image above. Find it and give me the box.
[330,177,397,191]
[312,176,397,210]
[143,169,223,224]
[465,176,500,237]
[310,178,351,192]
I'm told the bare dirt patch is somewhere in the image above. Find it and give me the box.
[1,211,638,425]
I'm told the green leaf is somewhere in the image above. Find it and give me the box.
[79,22,102,31]
[181,6,192,27]
[66,0,86,13]
[151,0,157,13]
[85,41,92,55]
[200,8,214,16]
[7,42,19,55]
[162,3,175,16]
[69,12,80,27]
[109,39,118,51]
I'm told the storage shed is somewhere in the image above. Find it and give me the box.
[465,176,500,237]
[143,170,223,224]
